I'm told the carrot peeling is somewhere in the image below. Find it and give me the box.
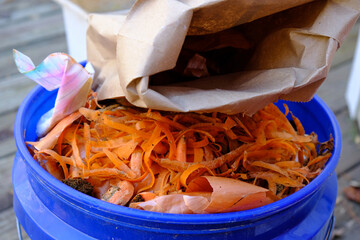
[27,92,333,213]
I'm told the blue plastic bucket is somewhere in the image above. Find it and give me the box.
[13,85,341,240]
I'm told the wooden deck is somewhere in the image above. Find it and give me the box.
[1,0,360,239]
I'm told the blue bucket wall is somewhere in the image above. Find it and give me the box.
[13,85,341,240]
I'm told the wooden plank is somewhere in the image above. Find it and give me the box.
[0,0,50,11]
[0,138,16,159]
[0,207,30,240]
[0,74,37,114]
[0,112,17,159]
[0,34,68,79]
[0,0,56,26]
[0,13,65,52]
[0,111,15,135]
[0,153,15,212]
[8,2,60,23]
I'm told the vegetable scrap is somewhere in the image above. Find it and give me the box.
[13,50,93,137]
[62,178,93,196]
[28,91,333,214]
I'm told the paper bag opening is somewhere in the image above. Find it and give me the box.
[87,0,360,115]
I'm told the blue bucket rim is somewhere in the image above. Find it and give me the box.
[14,85,341,224]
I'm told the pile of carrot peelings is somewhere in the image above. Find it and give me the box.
[28,92,333,214]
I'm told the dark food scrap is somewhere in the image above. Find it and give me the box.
[62,178,94,196]
[131,194,145,203]
[344,185,360,204]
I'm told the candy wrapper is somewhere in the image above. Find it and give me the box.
[13,50,93,137]
[87,0,360,115]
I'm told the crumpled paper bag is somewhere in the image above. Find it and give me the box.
[87,0,360,115]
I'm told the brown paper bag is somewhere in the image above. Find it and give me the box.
[87,0,360,115]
